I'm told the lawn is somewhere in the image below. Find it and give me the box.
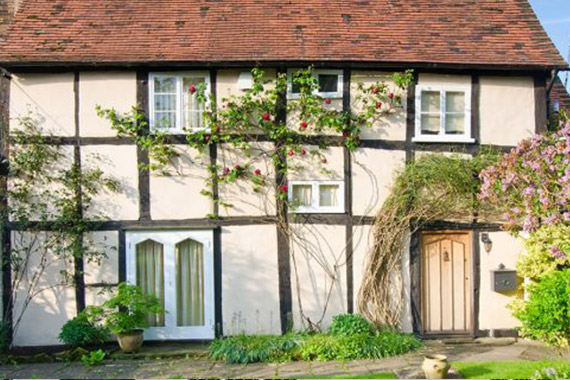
[452,360,569,379]
[300,373,397,379]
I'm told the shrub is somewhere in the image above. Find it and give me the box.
[209,329,422,364]
[329,314,374,336]
[513,269,570,347]
[58,312,110,348]
[299,330,422,361]
[209,334,303,364]
[518,224,570,280]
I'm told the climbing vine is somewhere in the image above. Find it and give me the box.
[1,113,119,349]
[358,151,499,328]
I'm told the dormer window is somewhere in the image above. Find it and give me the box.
[413,85,474,143]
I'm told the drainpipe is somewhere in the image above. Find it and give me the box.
[546,69,559,129]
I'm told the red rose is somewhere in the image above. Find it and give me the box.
[281,185,288,193]
[372,87,379,94]
[300,148,307,156]
[342,131,349,137]
[388,93,394,99]
[324,98,332,104]
[300,121,308,130]
[288,150,295,157]
[376,101,382,109]
[254,169,261,176]
[204,135,211,143]
[262,112,270,121]
[223,167,230,175]
[189,85,196,93]
[235,164,241,170]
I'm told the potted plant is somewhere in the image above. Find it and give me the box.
[88,282,165,353]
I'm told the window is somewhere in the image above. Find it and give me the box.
[414,86,473,143]
[288,181,344,213]
[288,70,343,99]
[149,72,210,133]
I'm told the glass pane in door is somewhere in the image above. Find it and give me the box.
[136,239,165,327]
[176,239,205,326]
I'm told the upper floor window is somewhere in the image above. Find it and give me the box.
[288,69,343,99]
[288,180,344,213]
[413,85,474,143]
[149,72,210,133]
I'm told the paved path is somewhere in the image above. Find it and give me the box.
[0,339,566,379]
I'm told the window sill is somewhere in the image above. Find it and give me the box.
[412,136,476,144]
[289,209,346,214]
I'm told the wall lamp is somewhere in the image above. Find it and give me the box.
[481,233,493,253]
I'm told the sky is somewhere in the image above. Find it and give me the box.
[529,0,570,89]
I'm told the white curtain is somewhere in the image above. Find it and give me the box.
[445,92,465,134]
[176,239,205,327]
[292,185,313,207]
[153,76,177,129]
[421,90,441,134]
[319,185,339,207]
[183,77,206,130]
[136,240,165,327]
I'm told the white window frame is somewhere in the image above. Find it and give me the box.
[288,180,345,213]
[413,85,474,143]
[126,230,215,340]
[287,69,344,99]
[149,72,211,133]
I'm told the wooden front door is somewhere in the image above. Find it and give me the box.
[421,232,472,335]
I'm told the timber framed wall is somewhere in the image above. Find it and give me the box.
[0,64,549,345]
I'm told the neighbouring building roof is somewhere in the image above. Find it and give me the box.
[0,0,567,68]
[550,77,570,112]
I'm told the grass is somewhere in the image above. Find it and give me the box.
[453,360,570,379]
[299,372,397,379]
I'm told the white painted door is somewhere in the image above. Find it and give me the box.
[126,230,215,340]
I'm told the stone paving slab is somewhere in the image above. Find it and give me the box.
[0,341,565,379]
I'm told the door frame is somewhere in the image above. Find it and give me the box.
[125,230,215,340]
[411,229,478,338]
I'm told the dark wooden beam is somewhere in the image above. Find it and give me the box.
[343,68,354,313]
[405,73,418,163]
[0,69,11,345]
[534,74,548,134]
[471,75,480,143]
[136,71,151,221]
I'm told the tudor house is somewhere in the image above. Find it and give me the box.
[0,0,568,347]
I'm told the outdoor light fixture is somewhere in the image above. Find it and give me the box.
[481,233,493,253]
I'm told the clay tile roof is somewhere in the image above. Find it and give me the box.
[551,77,570,112]
[0,0,567,67]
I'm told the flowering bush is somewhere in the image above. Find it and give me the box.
[517,224,570,280]
[512,269,570,347]
[479,120,570,232]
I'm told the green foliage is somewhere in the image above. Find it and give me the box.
[209,333,304,364]
[513,269,570,347]
[209,328,421,364]
[329,314,374,336]
[517,224,570,280]
[58,312,110,348]
[298,330,422,361]
[80,349,106,367]
[88,283,165,335]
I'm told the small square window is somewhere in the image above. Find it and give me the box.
[414,85,473,143]
[318,74,339,93]
[288,70,343,99]
[288,181,344,213]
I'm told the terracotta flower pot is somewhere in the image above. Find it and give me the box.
[422,354,450,379]
[117,329,144,353]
